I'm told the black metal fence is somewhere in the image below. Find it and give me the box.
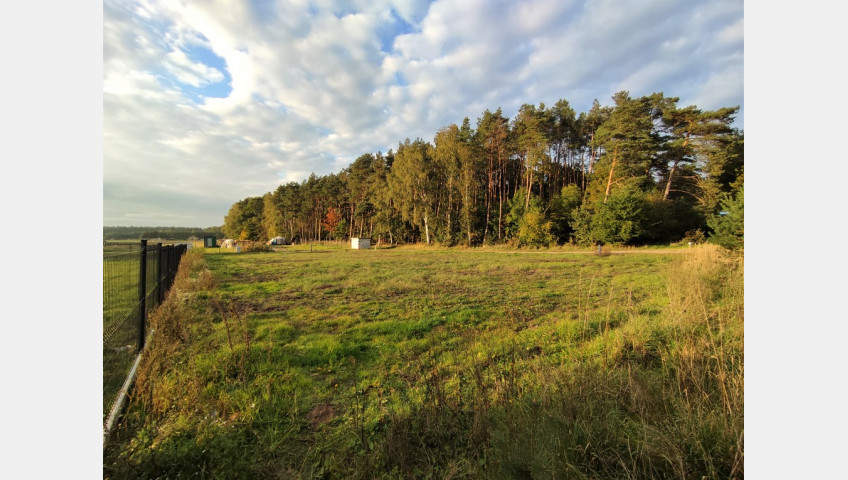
[103,240,187,421]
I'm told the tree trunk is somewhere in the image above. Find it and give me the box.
[498,186,503,241]
[603,147,618,204]
[580,150,587,192]
[538,175,544,205]
[498,144,504,240]
[465,182,473,244]
[349,203,355,238]
[484,158,492,240]
[447,176,453,240]
[663,159,679,200]
[663,134,689,200]
[423,213,431,245]
[587,133,597,175]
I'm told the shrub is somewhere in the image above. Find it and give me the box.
[571,187,648,246]
[517,205,553,248]
[707,187,743,250]
[239,240,272,253]
[682,229,707,245]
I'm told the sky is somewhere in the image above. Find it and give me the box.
[104,0,744,228]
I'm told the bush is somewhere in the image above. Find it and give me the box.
[682,229,706,245]
[707,187,743,250]
[571,187,647,246]
[517,205,553,248]
[239,240,272,253]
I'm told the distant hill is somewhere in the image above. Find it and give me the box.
[103,226,224,240]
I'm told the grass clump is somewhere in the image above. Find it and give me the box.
[104,245,742,479]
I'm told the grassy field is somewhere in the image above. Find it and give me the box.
[104,244,743,479]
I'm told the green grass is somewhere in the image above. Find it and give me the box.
[104,245,743,479]
[103,250,143,417]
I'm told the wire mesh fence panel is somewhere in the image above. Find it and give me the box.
[145,246,161,313]
[103,241,188,427]
[103,244,142,419]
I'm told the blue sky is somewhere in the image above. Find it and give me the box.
[103,0,744,227]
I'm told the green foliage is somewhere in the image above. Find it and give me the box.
[594,188,648,244]
[505,190,553,248]
[261,193,284,239]
[549,184,582,241]
[594,91,660,181]
[708,186,744,250]
[334,218,349,240]
[682,229,707,244]
[239,240,272,253]
[217,92,741,247]
[504,186,529,238]
[638,193,705,244]
[569,204,595,245]
[572,186,648,245]
[223,197,264,241]
[388,138,438,244]
[516,203,553,248]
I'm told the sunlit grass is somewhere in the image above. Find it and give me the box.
[105,245,742,479]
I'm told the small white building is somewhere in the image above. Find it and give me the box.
[221,239,235,248]
[351,237,371,249]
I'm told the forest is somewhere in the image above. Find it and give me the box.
[103,226,224,241]
[223,91,743,249]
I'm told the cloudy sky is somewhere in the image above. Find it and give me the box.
[103,0,744,228]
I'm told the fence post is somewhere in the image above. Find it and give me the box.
[138,239,148,352]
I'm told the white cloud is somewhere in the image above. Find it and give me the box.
[104,0,743,227]
[163,48,224,87]
[689,65,744,111]
[717,17,744,46]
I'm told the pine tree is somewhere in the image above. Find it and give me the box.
[591,92,659,204]
[707,186,743,250]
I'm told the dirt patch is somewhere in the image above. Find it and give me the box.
[307,403,337,428]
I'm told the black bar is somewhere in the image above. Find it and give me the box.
[138,239,147,352]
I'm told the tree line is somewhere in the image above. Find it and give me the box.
[103,226,224,241]
[223,91,743,248]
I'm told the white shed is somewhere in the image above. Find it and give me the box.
[221,239,235,248]
[351,237,371,249]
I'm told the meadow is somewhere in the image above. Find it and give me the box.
[104,244,743,479]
